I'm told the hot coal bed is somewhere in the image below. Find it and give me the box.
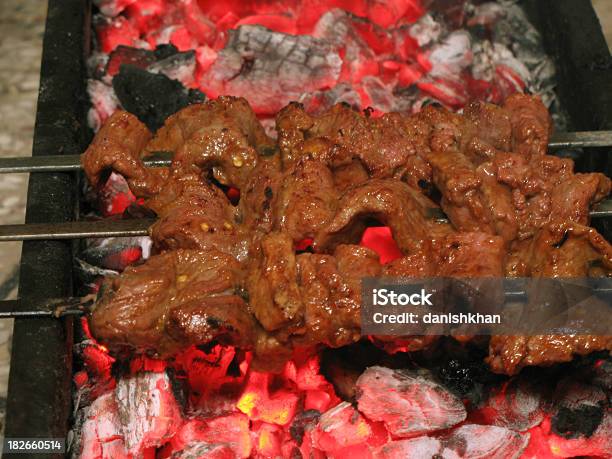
[4,1,612,458]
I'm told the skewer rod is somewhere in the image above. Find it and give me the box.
[0,200,610,242]
[0,152,173,174]
[0,219,154,241]
[548,130,612,149]
[0,132,610,174]
[0,297,94,318]
[1,286,610,319]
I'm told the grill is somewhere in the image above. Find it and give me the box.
[1,0,611,456]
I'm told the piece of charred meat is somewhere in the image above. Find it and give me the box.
[82,95,612,375]
[90,249,255,356]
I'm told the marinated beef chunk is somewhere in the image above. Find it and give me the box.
[147,173,248,259]
[81,110,167,197]
[237,155,282,237]
[550,174,611,226]
[436,232,506,278]
[276,101,433,186]
[90,249,250,356]
[503,93,552,156]
[85,95,611,375]
[247,232,303,332]
[491,223,612,375]
[487,335,612,376]
[381,231,505,280]
[315,179,453,255]
[427,148,517,239]
[274,158,339,242]
[463,100,512,153]
[507,223,612,278]
[156,97,272,189]
[82,96,274,197]
[296,245,381,348]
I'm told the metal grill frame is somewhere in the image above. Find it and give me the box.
[2,0,611,457]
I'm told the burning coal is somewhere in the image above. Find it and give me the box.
[87,0,565,132]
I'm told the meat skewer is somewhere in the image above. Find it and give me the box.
[0,200,610,241]
[4,95,606,375]
[0,130,610,173]
[1,283,611,319]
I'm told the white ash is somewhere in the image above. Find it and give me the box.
[93,0,137,18]
[202,25,342,114]
[115,371,182,455]
[87,79,119,132]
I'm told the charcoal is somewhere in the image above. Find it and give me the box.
[375,437,444,459]
[166,414,252,458]
[202,25,341,114]
[299,83,362,115]
[592,357,612,392]
[407,13,445,47]
[152,43,190,61]
[170,443,236,459]
[290,409,321,445]
[320,348,362,401]
[106,44,197,86]
[312,402,373,452]
[475,376,545,432]
[437,358,482,399]
[115,371,183,455]
[547,411,612,457]
[87,79,119,131]
[551,378,607,438]
[356,366,466,437]
[79,236,151,272]
[376,424,529,459]
[553,405,604,439]
[105,45,157,76]
[77,392,129,458]
[443,424,529,459]
[148,48,197,87]
[428,0,469,28]
[112,64,205,131]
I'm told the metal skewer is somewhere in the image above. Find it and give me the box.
[1,285,609,319]
[0,151,173,174]
[0,132,610,174]
[0,295,96,319]
[547,130,612,149]
[0,201,610,241]
[0,219,155,241]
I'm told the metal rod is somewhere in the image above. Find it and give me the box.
[548,130,612,149]
[1,286,609,319]
[0,219,154,241]
[0,296,95,319]
[590,198,612,218]
[0,151,173,174]
[0,132,610,173]
[0,200,610,241]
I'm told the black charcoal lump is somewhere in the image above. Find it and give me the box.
[112,64,205,131]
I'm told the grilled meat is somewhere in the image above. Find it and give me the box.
[83,95,612,375]
[90,249,254,355]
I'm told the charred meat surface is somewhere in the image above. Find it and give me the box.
[82,95,611,374]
